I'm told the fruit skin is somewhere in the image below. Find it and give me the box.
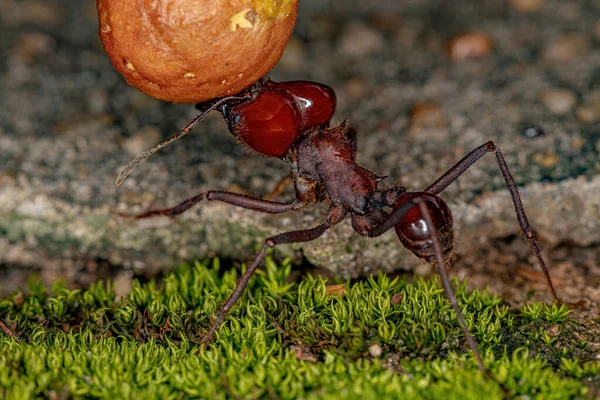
[97,0,298,104]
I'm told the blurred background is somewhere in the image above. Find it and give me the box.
[0,0,599,312]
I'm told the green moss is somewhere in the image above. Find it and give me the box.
[0,258,595,399]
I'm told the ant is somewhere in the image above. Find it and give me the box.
[116,78,560,375]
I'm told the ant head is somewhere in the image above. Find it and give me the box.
[393,192,454,262]
[213,80,337,159]
[220,84,304,158]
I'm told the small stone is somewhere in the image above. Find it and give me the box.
[339,22,384,57]
[368,343,383,358]
[370,12,404,32]
[509,0,544,13]
[325,284,345,296]
[520,126,545,139]
[19,0,63,27]
[87,89,109,114]
[571,137,584,150]
[532,151,560,168]
[409,102,448,138]
[121,126,162,157]
[114,271,133,299]
[414,262,433,276]
[391,293,403,305]
[576,92,600,124]
[344,78,368,99]
[543,34,589,63]
[576,106,599,124]
[120,191,156,208]
[447,32,493,61]
[539,88,576,115]
[290,345,318,362]
[14,31,56,62]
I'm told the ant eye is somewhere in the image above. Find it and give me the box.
[233,114,241,124]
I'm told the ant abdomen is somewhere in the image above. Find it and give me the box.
[393,192,454,262]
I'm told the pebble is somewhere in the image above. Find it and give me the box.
[571,137,584,150]
[368,344,383,358]
[576,91,600,124]
[576,107,598,124]
[87,89,110,114]
[325,284,345,296]
[539,88,576,115]
[18,0,63,27]
[391,293,403,305]
[447,32,493,61]
[520,126,545,139]
[532,151,560,168]
[543,34,589,63]
[339,21,384,57]
[509,0,544,13]
[408,102,448,138]
[14,31,56,62]
[120,191,156,208]
[344,78,368,99]
[121,126,162,157]
[114,270,133,299]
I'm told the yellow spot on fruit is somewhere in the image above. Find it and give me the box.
[253,0,295,19]
[230,8,254,31]
[184,72,196,79]
[125,59,135,71]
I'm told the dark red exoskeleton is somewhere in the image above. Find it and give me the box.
[117,78,559,376]
[220,80,336,158]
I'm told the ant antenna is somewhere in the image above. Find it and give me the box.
[115,94,252,186]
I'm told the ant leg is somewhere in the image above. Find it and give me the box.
[264,175,294,201]
[125,191,304,219]
[201,206,347,344]
[415,200,486,373]
[424,141,558,301]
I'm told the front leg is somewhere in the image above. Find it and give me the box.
[424,141,558,301]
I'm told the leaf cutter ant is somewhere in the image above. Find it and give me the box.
[117,79,560,375]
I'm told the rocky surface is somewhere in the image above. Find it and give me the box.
[1,0,599,293]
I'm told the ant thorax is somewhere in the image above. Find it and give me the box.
[289,122,381,215]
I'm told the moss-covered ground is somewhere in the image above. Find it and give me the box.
[0,258,598,399]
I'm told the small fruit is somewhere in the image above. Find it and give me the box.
[97,0,298,103]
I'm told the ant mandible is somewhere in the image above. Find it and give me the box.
[116,79,560,375]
